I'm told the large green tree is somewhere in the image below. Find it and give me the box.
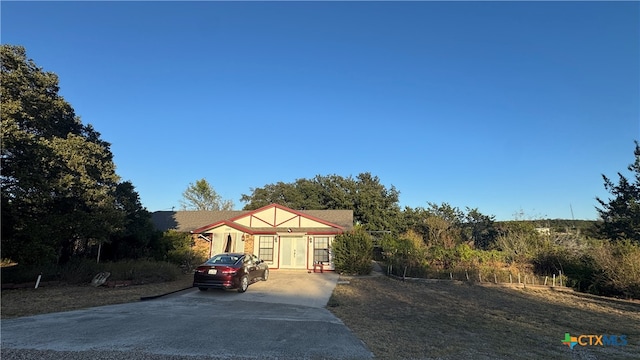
[103,181,159,261]
[462,207,498,250]
[596,141,640,243]
[241,172,401,231]
[180,178,234,211]
[1,45,143,265]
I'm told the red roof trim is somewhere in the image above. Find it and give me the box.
[193,204,346,233]
[240,203,345,230]
[191,220,255,235]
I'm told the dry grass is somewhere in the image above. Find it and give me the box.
[3,272,639,359]
[328,276,640,359]
[1,274,193,319]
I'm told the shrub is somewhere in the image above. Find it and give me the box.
[332,226,373,275]
[1,262,61,284]
[381,230,430,277]
[58,258,105,283]
[382,230,426,264]
[162,230,207,272]
[494,221,544,263]
[104,259,182,284]
[590,239,640,299]
[1,258,183,285]
[532,247,571,276]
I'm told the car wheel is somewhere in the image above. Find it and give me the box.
[263,269,269,281]
[238,275,249,293]
[198,287,208,291]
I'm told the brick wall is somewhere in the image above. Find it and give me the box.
[193,234,211,259]
[244,234,254,253]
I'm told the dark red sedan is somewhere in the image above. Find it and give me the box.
[193,253,269,293]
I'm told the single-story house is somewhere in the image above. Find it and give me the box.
[151,203,353,272]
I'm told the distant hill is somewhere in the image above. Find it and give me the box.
[495,219,601,237]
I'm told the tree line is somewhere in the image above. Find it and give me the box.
[2,45,154,265]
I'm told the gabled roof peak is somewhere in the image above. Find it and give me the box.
[152,203,353,234]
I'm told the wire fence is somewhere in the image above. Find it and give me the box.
[385,263,570,288]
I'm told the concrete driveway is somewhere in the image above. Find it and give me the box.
[1,270,373,360]
[193,269,341,308]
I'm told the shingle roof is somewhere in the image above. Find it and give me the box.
[151,211,244,232]
[151,208,354,233]
[300,210,354,229]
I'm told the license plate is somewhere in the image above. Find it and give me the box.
[208,269,217,275]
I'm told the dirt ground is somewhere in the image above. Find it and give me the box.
[1,274,193,319]
[2,273,639,359]
[328,276,640,359]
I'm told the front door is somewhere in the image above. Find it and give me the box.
[280,237,307,269]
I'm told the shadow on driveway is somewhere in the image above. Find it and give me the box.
[1,270,373,360]
[187,269,340,308]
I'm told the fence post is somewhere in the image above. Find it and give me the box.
[35,273,42,289]
[509,273,512,283]
[465,270,469,281]
[544,276,548,286]
[553,274,556,287]
[403,266,407,281]
[518,273,521,284]
[494,273,497,284]
[479,272,482,282]
[449,272,453,280]
[559,271,563,287]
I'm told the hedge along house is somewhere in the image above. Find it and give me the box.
[152,204,353,272]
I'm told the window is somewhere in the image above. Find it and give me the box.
[314,237,330,263]
[207,254,240,265]
[258,236,274,261]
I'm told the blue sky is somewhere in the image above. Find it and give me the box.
[2,1,638,220]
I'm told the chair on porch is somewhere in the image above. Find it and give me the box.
[313,248,329,273]
[313,261,324,273]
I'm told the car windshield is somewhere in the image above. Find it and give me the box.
[206,255,241,265]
